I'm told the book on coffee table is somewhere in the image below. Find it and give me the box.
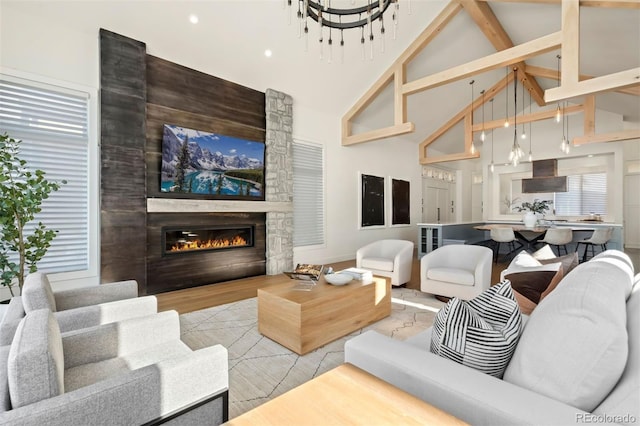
[284,264,324,282]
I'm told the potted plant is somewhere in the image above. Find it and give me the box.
[515,199,551,228]
[0,134,65,296]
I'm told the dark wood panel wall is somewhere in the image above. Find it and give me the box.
[99,29,148,291]
[145,55,266,198]
[100,31,268,294]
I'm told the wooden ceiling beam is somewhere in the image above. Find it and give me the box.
[459,0,547,106]
[421,73,512,149]
[403,31,562,96]
[524,65,640,96]
[475,0,640,8]
[471,103,584,131]
[341,1,463,145]
[573,129,640,145]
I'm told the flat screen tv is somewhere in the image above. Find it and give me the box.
[161,124,265,200]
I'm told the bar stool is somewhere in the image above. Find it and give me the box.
[575,227,613,263]
[537,228,573,255]
[490,227,523,263]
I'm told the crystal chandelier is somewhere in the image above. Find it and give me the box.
[288,0,408,62]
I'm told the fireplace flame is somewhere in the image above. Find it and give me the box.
[170,235,248,252]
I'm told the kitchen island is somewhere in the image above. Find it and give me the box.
[417,221,623,258]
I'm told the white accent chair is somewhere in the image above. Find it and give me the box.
[356,240,414,286]
[538,228,573,255]
[576,227,613,262]
[420,245,493,300]
[490,227,524,263]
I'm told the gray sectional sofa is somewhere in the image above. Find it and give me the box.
[346,250,639,425]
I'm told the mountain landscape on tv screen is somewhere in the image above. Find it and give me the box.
[161,124,265,197]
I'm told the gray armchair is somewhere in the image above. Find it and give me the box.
[0,309,228,425]
[0,272,157,345]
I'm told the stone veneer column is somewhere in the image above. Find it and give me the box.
[265,89,294,274]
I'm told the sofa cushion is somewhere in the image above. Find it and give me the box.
[0,296,26,346]
[7,309,64,408]
[503,258,631,412]
[426,267,475,286]
[430,280,522,378]
[360,257,394,272]
[536,249,579,277]
[502,262,563,315]
[22,272,57,313]
[593,281,640,424]
[0,345,11,412]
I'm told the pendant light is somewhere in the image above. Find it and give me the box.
[508,68,524,167]
[490,98,495,173]
[565,102,571,154]
[520,78,527,140]
[504,67,510,128]
[469,80,477,155]
[480,89,486,142]
[560,101,568,154]
[555,55,562,123]
[528,88,533,162]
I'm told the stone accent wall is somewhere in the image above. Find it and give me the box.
[265,89,294,274]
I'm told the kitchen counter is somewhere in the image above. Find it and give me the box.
[417,221,623,258]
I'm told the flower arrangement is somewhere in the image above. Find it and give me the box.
[514,199,551,215]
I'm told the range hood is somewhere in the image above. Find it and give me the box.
[522,159,567,193]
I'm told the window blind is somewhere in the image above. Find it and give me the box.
[292,141,325,247]
[555,173,607,216]
[0,78,89,273]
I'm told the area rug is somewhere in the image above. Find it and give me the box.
[179,287,445,419]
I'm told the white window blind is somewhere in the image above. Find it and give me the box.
[0,78,89,273]
[555,173,607,216]
[293,141,325,247]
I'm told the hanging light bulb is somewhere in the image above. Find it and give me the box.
[469,80,477,155]
[509,68,523,167]
[504,66,510,128]
[528,88,533,162]
[565,102,571,154]
[520,78,527,140]
[480,89,486,142]
[490,98,495,173]
[555,54,562,123]
[560,100,567,153]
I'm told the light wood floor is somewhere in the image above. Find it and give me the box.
[155,257,510,314]
[156,247,640,315]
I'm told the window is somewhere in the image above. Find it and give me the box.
[292,140,324,247]
[0,76,90,274]
[555,172,607,216]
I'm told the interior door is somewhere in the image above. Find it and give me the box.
[423,185,449,223]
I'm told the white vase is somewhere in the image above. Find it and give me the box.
[523,211,537,228]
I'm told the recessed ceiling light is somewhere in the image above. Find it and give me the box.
[264,49,273,58]
[588,154,594,158]
[189,14,199,24]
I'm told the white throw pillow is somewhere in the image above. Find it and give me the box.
[503,259,631,411]
[430,280,523,378]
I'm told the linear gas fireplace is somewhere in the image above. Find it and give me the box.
[163,225,254,255]
[147,212,266,294]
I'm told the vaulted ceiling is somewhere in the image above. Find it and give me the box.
[2,0,638,162]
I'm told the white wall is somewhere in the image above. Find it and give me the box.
[293,103,423,264]
[0,3,423,288]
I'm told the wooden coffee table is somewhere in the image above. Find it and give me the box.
[226,363,468,425]
[257,274,391,355]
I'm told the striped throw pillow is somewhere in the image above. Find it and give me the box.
[430,280,523,378]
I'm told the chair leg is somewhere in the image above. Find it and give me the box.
[493,242,501,263]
